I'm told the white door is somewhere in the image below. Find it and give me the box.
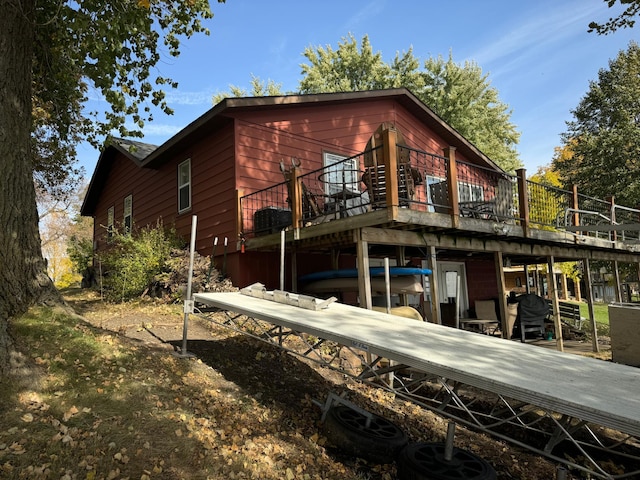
[437,262,468,319]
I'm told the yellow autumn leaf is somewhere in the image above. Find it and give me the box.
[21,413,33,423]
[62,405,79,422]
[138,0,150,8]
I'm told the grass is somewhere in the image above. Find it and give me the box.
[2,307,212,479]
[577,301,610,325]
[0,304,356,480]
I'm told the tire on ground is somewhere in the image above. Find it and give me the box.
[397,442,497,480]
[321,405,408,463]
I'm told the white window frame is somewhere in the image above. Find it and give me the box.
[107,205,114,240]
[322,152,359,197]
[123,195,132,234]
[425,176,485,211]
[458,182,484,203]
[178,159,191,213]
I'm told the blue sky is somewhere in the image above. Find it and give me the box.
[78,0,638,176]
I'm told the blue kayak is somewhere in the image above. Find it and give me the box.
[299,267,431,283]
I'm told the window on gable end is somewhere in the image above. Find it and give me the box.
[178,159,191,213]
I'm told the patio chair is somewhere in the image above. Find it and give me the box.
[513,293,549,342]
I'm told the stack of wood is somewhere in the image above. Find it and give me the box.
[147,248,237,299]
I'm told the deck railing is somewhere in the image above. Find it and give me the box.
[239,127,640,244]
[526,180,573,230]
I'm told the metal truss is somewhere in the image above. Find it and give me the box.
[195,306,640,479]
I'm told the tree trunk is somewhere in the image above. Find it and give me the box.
[0,0,60,374]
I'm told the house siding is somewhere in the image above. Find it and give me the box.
[88,93,498,291]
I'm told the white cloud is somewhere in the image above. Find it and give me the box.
[468,2,603,76]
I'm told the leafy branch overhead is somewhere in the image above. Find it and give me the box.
[589,0,640,34]
[30,0,224,196]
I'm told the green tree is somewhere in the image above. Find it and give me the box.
[220,34,521,171]
[589,0,640,34]
[212,75,284,104]
[298,35,521,172]
[420,53,521,172]
[0,0,221,374]
[554,42,640,207]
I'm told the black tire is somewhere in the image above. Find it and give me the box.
[321,405,408,463]
[397,442,497,480]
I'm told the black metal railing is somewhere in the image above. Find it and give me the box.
[240,181,291,237]
[526,180,572,229]
[239,143,640,244]
[457,161,519,222]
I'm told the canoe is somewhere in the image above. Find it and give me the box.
[301,276,423,295]
[298,267,431,284]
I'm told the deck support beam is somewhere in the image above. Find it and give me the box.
[547,255,564,352]
[583,258,600,353]
[494,252,509,338]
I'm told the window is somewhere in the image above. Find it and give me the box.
[458,182,484,202]
[107,206,114,240]
[425,176,485,212]
[178,159,191,213]
[322,152,359,196]
[123,195,132,233]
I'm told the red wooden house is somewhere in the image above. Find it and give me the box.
[81,88,640,346]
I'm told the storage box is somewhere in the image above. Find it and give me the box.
[609,303,640,367]
[254,207,292,236]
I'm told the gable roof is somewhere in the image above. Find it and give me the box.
[81,138,159,215]
[81,88,501,216]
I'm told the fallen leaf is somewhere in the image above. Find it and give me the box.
[21,413,34,423]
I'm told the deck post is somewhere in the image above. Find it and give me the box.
[583,258,600,353]
[613,260,622,303]
[494,252,509,338]
[443,146,459,228]
[356,229,372,310]
[382,127,400,217]
[516,168,529,237]
[290,166,302,229]
[426,246,440,324]
[547,255,564,352]
[607,195,617,242]
[396,246,408,306]
[572,184,580,240]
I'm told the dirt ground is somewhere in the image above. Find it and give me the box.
[62,289,630,480]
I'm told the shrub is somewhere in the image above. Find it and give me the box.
[97,222,183,302]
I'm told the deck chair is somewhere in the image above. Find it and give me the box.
[513,294,549,342]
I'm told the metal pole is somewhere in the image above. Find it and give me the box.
[280,229,285,291]
[176,215,197,358]
[384,257,391,314]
